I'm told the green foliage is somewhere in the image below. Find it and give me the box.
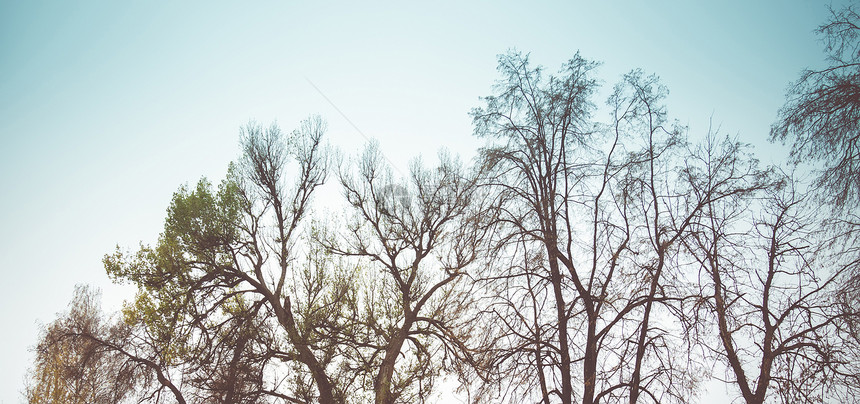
[163,177,243,258]
[26,286,139,404]
[105,175,243,289]
[102,175,248,374]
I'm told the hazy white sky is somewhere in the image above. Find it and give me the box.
[0,1,847,402]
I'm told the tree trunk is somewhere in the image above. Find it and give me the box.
[548,253,573,404]
[375,324,410,404]
[582,316,597,404]
[277,296,338,404]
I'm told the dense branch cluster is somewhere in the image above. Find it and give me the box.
[26,5,860,404]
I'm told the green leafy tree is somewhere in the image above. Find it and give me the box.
[104,116,352,403]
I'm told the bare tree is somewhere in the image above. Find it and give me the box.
[684,170,860,403]
[320,144,491,404]
[771,4,860,210]
[472,51,599,404]
[472,52,762,404]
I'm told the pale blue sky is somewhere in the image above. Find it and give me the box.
[0,1,846,402]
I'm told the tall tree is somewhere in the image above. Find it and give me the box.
[472,51,599,404]
[771,4,860,210]
[684,171,860,403]
[472,52,760,404]
[103,117,351,403]
[770,8,860,397]
[321,144,491,404]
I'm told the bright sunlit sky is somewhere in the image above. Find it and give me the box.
[0,1,850,402]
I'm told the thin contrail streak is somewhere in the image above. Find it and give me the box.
[304,77,405,177]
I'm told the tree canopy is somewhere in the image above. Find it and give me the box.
[26,6,860,403]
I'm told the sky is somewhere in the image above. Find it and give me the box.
[0,1,849,402]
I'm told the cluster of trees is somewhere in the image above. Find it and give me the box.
[26,5,860,404]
